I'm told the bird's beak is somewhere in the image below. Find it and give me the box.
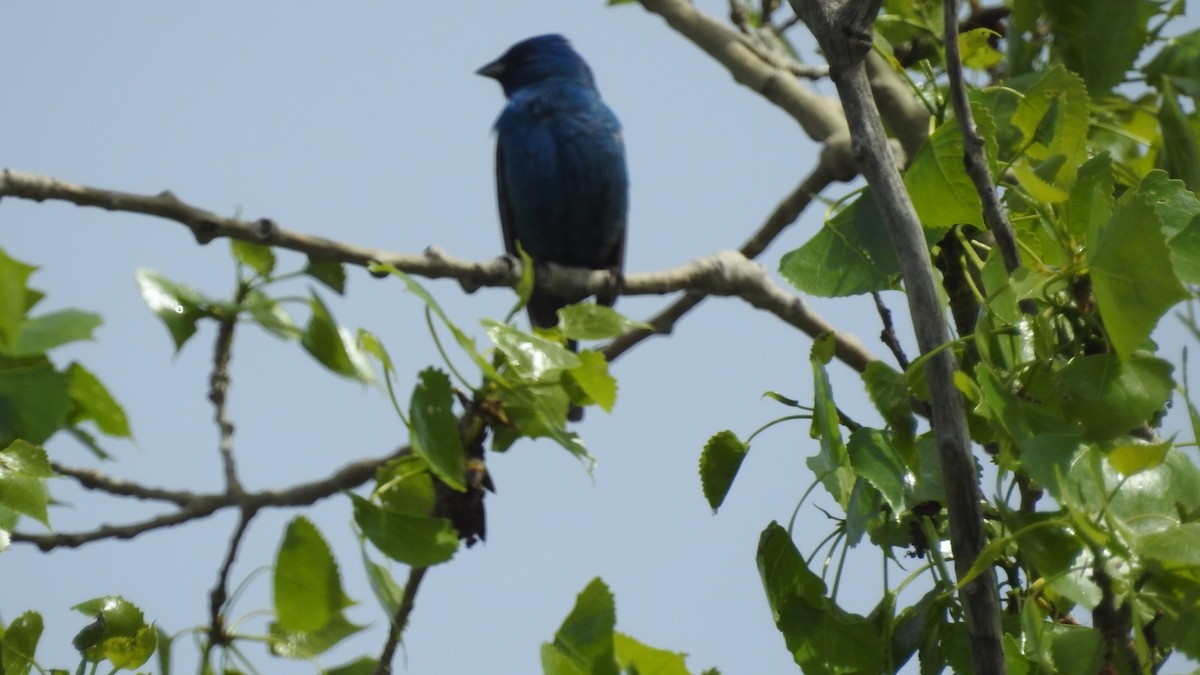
[476,59,506,80]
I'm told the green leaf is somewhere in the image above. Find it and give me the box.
[1064,447,1200,538]
[1168,213,1200,284]
[273,517,353,634]
[304,259,346,295]
[1,610,42,675]
[1047,624,1105,675]
[66,363,131,437]
[326,657,380,675]
[483,319,580,380]
[376,454,436,516]
[0,355,70,446]
[1159,82,1200,193]
[1088,187,1189,358]
[0,248,37,352]
[71,596,155,669]
[230,239,276,278]
[565,350,617,412]
[1010,66,1089,195]
[904,115,984,232]
[409,368,465,491]
[542,578,618,675]
[301,292,374,382]
[1055,354,1173,441]
[1107,437,1171,476]
[351,493,458,566]
[0,440,53,527]
[808,334,853,507]
[613,632,690,675]
[861,361,915,467]
[1044,0,1158,95]
[846,428,908,514]
[756,522,885,673]
[243,290,300,340]
[489,385,590,460]
[557,304,651,341]
[779,192,899,297]
[1064,154,1114,244]
[12,309,102,356]
[268,612,364,660]
[699,430,749,513]
[1137,522,1200,569]
[958,28,1003,69]
[1144,28,1200,96]
[134,268,211,351]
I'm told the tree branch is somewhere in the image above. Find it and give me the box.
[12,449,407,551]
[373,565,429,675]
[790,0,1005,672]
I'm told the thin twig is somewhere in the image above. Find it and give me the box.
[209,296,245,496]
[208,506,258,645]
[50,462,197,506]
[12,449,408,550]
[373,566,429,675]
[872,291,910,370]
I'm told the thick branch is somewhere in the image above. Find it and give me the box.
[791,0,1005,672]
[637,0,848,143]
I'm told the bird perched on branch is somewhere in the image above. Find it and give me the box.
[478,34,629,420]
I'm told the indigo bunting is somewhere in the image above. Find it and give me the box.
[478,35,628,420]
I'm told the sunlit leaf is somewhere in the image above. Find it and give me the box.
[409,368,465,491]
[230,239,276,278]
[484,319,580,380]
[301,292,374,382]
[542,578,618,675]
[66,362,130,437]
[273,517,353,634]
[564,350,616,413]
[269,613,364,660]
[351,494,458,567]
[614,632,691,675]
[699,430,749,513]
[1,610,42,675]
[71,596,155,669]
[1056,354,1173,441]
[12,309,101,356]
[134,269,210,351]
[0,248,36,352]
[558,304,651,341]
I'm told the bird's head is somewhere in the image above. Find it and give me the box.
[476,34,596,97]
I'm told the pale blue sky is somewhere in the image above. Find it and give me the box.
[2,3,1196,674]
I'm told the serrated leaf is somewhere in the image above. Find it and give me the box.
[1045,0,1157,95]
[699,430,749,513]
[779,192,899,297]
[861,362,915,467]
[1089,187,1189,358]
[558,304,651,341]
[1010,66,1089,193]
[301,292,374,382]
[273,517,353,634]
[12,309,101,356]
[71,596,155,668]
[1,440,53,478]
[65,363,130,437]
[905,115,984,232]
[2,611,42,675]
[489,385,590,460]
[1064,155,1114,243]
[542,578,618,675]
[565,350,616,412]
[351,494,458,566]
[134,268,210,351]
[304,259,346,294]
[409,368,465,491]
[230,239,276,278]
[0,248,36,352]
[1144,28,1200,96]
[1056,354,1173,441]
[484,319,580,380]
[846,428,908,514]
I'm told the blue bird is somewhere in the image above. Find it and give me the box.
[478,35,628,419]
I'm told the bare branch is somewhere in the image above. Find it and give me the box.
[209,507,257,646]
[374,566,429,675]
[941,0,1022,276]
[637,0,847,143]
[209,297,244,496]
[12,449,406,551]
[51,462,198,506]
